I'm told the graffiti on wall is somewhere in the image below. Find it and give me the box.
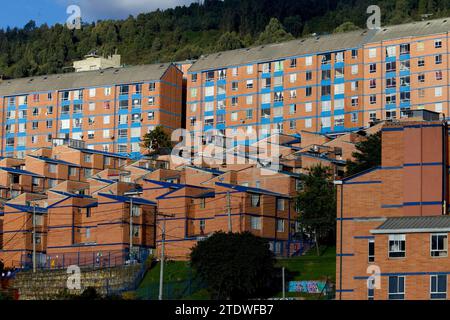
[288,281,328,294]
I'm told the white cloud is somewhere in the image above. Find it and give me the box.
[59,0,196,21]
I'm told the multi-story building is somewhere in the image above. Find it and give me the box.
[187,18,450,143]
[0,63,183,159]
[336,113,450,300]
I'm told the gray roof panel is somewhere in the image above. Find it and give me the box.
[0,62,173,96]
[372,216,450,234]
[189,17,450,73]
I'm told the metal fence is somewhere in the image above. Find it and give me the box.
[18,248,152,271]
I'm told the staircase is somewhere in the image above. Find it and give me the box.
[11,265,142,300]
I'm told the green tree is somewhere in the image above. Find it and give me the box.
[333,21,361,33]
[215,32,244,51]
[296,165,336,256]
[255,18,294,45]
[190,232,276,300]
[141,125,172,156]
[345,131,382,177]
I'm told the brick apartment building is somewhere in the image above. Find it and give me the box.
[0,124,365,267]
[186,18,450,143]
[336,113,450,300]
[0,63,183,159]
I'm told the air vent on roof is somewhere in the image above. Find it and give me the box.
[426,22,431,26]
[444,20,448,23]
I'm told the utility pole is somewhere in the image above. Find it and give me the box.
[129,197,133,262]
[282,267,286,299]
[227,191,232,233]
[124,190,143,264]
[32,203,36,273]
[158,213,175,301]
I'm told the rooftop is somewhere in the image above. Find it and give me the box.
[372,216,450,234]
[0,62,173,97]
[189,17,450,72]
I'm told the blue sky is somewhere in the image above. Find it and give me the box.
[0,0,196,29]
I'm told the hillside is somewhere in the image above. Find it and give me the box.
[0,0,449,79]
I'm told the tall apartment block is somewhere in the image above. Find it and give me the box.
[0,63,183,159]
[187,18,450,143]
[336,113,450,300]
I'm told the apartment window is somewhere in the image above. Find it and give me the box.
[247,65,254,74]
[388,276,405,300]
[322,69,331,80]
[367,48,377,58]
[351,49,358,58]
[246,80,254,89]
[400,60,410,71]
[289,73,297,84]
[321,85,331,97]
[418,74,425,83]
[87,131,94,140]
[419,89,425,98]
[218,69,226,80]
[386,78,397,88]
[251,194,261,207]
[436,87,443,97]
[84,154,92,163]
[48,164,57,173]
[251,216,262,230]
[351,97,359,107]
[368,278,375,300]
[335,67,344,78]
[386,61,396,72]
[369,79,376,89]
[436,71,443,81]
[46,120,53,128]
[231,112,238,121]
[190,74,197,83]
[232,96,239,106]
[435,54,443,65]
[274,92,284,102]
[148,97,155,106]
[290,90,297,99]
[386,46,396,57]
[132,99,141,107]
[334,115,344,127]
[276,219,285,232]
[417,42,425,51]
[289,120,296,130]
[305,71,312,81]
[334,83,344,95]
[400,43,410,55]
[32,121,39,130]
[435,40,443,49]
[351,112,358,123]
[104,87,112,96]
[351,65,358,75]
[232,67,238,76]
[389,234,406,258]
[120,85,129,95]
[369,112,377,121]
[232,82,238,91]
[418,58,425,67]
[400,76,410,87]
[431,234,448,257]
[335,99,344,110]
[305,56,313,66]
[431,275,447,299]
[386,111,397,120]
[289,58,297,68]
[368,239,375,262]
[84,168,93,178]
[277,198,285,211]
[149,82,156,91]
[73,104,82,114]
[199,219,206,234]
[69,167,77,176]
[289,104,297,115]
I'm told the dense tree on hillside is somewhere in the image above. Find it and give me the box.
[333,21,361,33]
[190,232,276,300]
[345,132,382,177]
[0,0,448,79]
[296,165,336,255]
[255,18,294,45]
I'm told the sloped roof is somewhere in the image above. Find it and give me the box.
[189,17,450,72]
[0,63,173,96]
[372,216,450,234]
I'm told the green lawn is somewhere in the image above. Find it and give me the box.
[274,246,336,299]
[135,247,336,300]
